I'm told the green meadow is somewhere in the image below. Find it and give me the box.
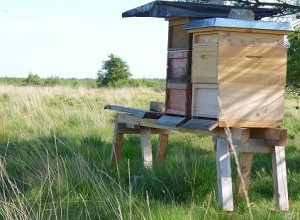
[0,85,299,219]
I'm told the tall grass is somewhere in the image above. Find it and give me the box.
[0,85,299,219]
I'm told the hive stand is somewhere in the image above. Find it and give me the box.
[109,112,289,211]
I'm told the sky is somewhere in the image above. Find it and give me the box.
[0,1,168,79]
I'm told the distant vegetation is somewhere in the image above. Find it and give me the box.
[0,73,166,90]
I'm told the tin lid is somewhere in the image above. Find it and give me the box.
[122,1,280,20]
[185,17,293,31]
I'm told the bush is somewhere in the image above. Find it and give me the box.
[97,54,131,87]
[24,73,44,86]
[287,28,300,85]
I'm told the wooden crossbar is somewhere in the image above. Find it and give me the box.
[109,113,289,212]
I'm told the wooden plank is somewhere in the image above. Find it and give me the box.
[166,82,188,90]
[166,82,192,116]
[219,45,287,59]
[156,115,187,127]
[191,45,218,83]
[236,153,254,198]
[149,101,165,112]
[117,114,250,141]
[167,50,189,81]
[117,124,169,135]
[272,146,289,211]
[218,72,286,86]
[168,22,190,49]
[218,83,284,128]
[105,105,164,119]
[110,123,125,167]
[192,84,219,118]
[140,127,153,169]
[156,134,169,165]
[218,31,284,48]
[193,33,219,45]
[233,139,273,153]
[187,26,291,35]
[216,138,234,211]
[250,128,287,146]
[181,118,218,131]
[219,120,283,128]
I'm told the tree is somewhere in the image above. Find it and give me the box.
[287,28,300,84]
[97,54,131,87]
[181,0,300,20]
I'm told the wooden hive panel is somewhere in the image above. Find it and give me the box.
[192,84,219,118]
[167,50,190,83]
[218,46,287,86]
[218,83,285,128]
[191,45,218,83]
[168,18,190,49]
[165,82,192,116]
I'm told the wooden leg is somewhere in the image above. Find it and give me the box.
[110,123,124,167]
[272,146,289,211]
[216,138,234,211]
[140,127,153,169]
[156,133,169,165]
[236,153,254,198]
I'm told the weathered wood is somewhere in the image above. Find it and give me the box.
[167,50,189,82]
[272,146,289,211]
[191,45,218,83]
[192,83,219,118]
[216,138,234,211]
[250,128,287,146]
[218,83,284,128]
[156,115,188,127]
[110,123,125,167]
[166,82,192,116]
[236,153,254,198]
[181,118,218,131]
[192,31,285,47]
[104,105,164,119]
[149,101,165,112]
[156,133,169,165]
[118,124,169,135]
[140,127,153,169]
[233,139,273,153]
[117,114,250,141]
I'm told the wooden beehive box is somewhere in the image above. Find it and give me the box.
[185,18,292,128]
[165,18,192,116]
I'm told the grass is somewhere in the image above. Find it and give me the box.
[0,85,299,219]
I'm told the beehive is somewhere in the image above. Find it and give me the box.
[165,18,192,116]
[185,18,292,128]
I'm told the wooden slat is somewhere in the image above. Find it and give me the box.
[187,26,291,35]
[156,115,187,127]
[216,138,234,211]
[181,118,218,131]
[117,114,250,141]
[192,45,218,83]
[218,83,284,128]
[110,123,125,167]
[140,127,153,169]
[218,31,284,48]
[236,153,253,198]
[219,120,283,128]
[250,128,287,146]
[233,139,273,153]
[272,146,289,211]
[156,134,169,165]
[192,84,219,118]
[105,105,164,119]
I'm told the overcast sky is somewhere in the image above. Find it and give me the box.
[0,0,168,79]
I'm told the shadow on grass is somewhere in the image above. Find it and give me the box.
[0,133,299,215]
